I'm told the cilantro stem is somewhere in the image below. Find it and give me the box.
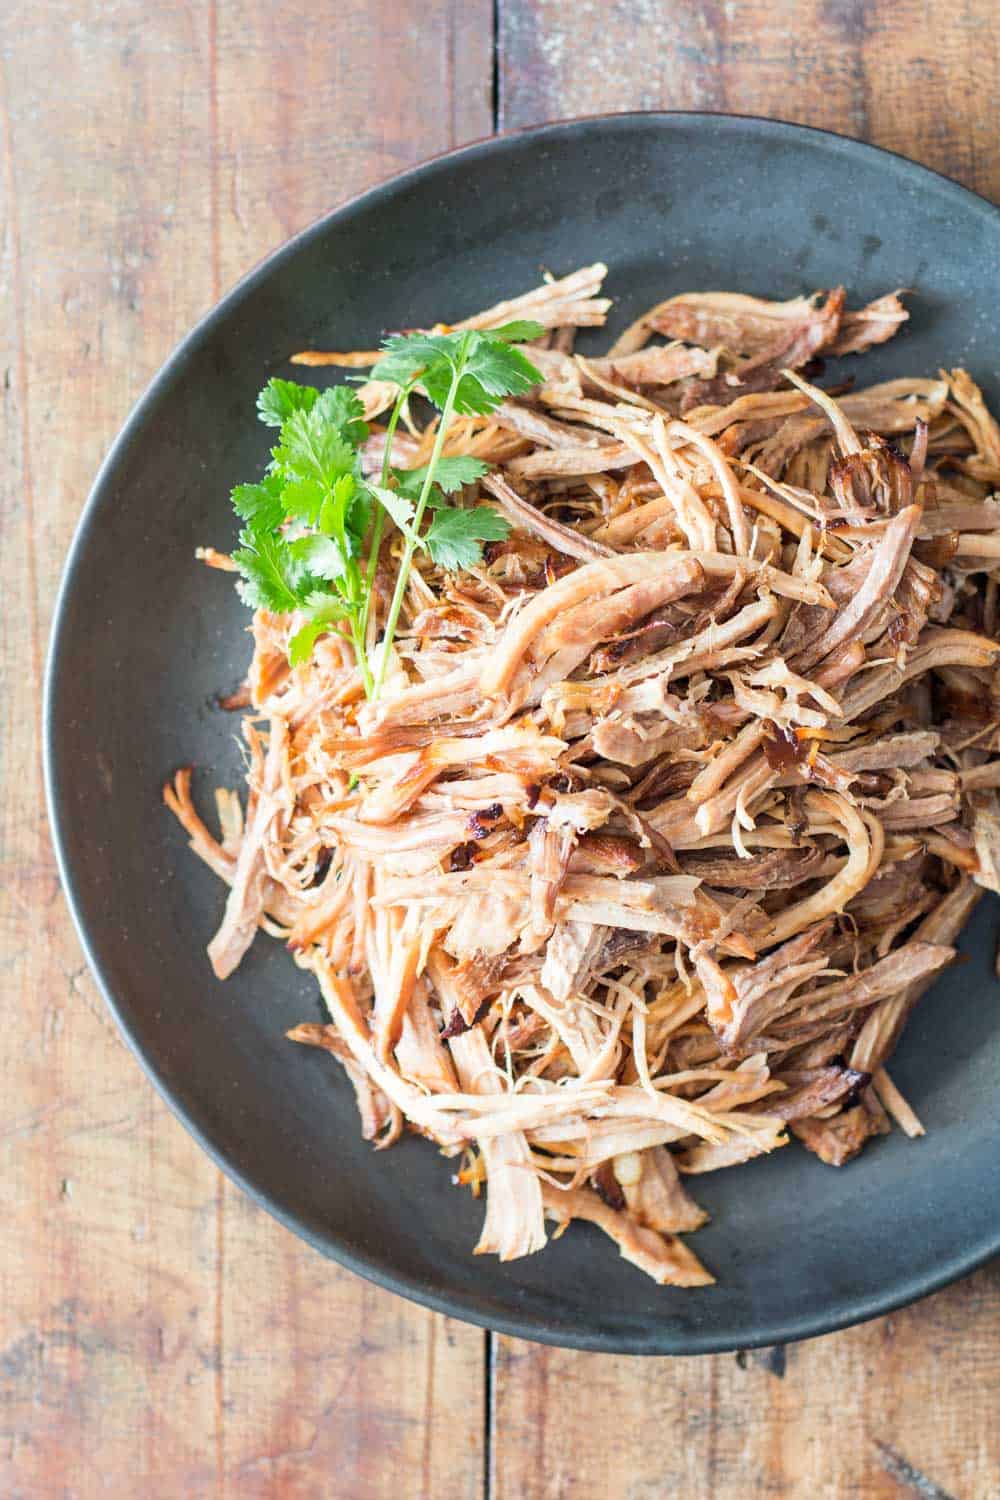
[349,610,374,698]
[359,384,411,665]
[372,339,469,698]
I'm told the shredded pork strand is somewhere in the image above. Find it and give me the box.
[170,263,1000,1288]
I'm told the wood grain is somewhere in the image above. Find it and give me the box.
[498,0,1000,202]
[0,2,489,1495]
[4,0,1000,1496]
[493,1262,1000,1499]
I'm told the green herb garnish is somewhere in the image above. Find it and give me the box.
[228,320,544,696]
[231,381,376,691]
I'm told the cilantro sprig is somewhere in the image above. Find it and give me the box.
[367,323,541,694]
[232,382,376,688]
[227,319,544,697]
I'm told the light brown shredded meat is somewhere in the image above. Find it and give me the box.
[168,262,1000,1288]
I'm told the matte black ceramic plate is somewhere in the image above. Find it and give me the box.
[45,114,1000,1354]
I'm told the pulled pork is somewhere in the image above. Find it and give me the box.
[168,261,1000,1288]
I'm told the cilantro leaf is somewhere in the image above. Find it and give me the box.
[422,505,511,572]
[232,528,309,613]
[347,484,372,541]
[313,473,357,541]
[281,477,326,526]
[391,466,433,502]
[392,456,489,499]
[231,473,286,533]
[288,621,326,667]
[286,534,349,582]
[314,386,369,446]
[257,378,319,428]
[366,482,418,539]
[371,328,542,416]
[430,455,490,491]
[370,333,455,389]
[456,333,542,411]
[420,359,463,411]
[272,407,357,488]
[288,594,348,667]
[487,319,545,343]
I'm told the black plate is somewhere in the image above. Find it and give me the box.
[45,113,1000,1354]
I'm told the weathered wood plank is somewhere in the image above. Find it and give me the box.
[0,1,490,1494]
[218,1185,486,1500]
[493,1262,1000,1498]
[214,0,494,283]
[498,0,1000,202]
[493,3,1000,1497]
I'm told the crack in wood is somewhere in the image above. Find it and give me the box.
[874,1440,956,1500]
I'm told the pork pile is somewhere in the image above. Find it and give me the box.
[167,264,1000,1286]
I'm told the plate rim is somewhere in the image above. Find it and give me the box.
[44,109,1000,1355]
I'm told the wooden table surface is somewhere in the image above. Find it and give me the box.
[3,3,999,1496]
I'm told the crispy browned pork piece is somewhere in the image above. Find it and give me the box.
[169,264,1000,1285]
